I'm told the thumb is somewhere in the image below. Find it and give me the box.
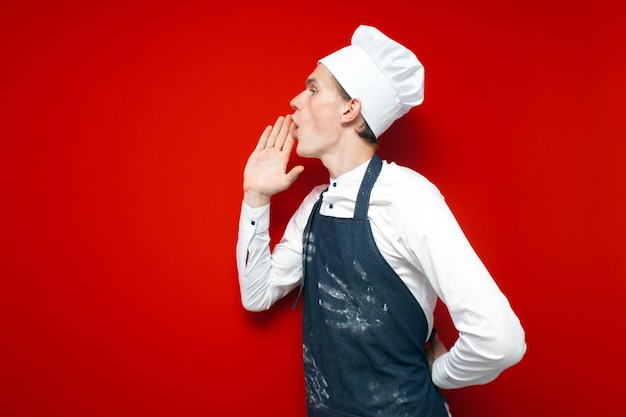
[285,165,305,185]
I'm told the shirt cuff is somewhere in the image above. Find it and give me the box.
[239,201,270,233]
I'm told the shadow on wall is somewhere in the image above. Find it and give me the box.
[376,112,437,175]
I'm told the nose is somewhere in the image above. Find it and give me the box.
[290,90,303,111]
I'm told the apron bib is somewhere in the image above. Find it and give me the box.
[301,154,448,417]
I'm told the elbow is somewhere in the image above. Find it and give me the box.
[506,316,527,366]
[491,321,527,369]
[506,328,527,367]
[435,320,526,389]
[241,301,260,312]
[496,339,526,371]
[240,294,271,312]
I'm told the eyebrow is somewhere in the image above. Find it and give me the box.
[306,78,318,87]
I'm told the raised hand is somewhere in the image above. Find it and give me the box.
[243,115,304,207]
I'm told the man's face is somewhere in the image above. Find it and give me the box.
[290,64,347,159]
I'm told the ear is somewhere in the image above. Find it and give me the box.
[341,98,362,123]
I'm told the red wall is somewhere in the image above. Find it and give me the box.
[2,1,625,416]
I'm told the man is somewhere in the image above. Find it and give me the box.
[236,25,526,417]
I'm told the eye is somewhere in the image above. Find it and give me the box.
[307,88,317,95]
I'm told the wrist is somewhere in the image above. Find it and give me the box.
[243,189,271,208]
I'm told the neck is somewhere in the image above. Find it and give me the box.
[321,144,377,179]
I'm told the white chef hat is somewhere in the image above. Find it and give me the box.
[319,25,424,139]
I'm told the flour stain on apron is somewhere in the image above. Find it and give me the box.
[318,262,388,333]
[303,341,330,406]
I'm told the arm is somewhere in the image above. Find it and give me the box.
[236,189,323,311]
[235,115,306,311]
[393,184,526,389]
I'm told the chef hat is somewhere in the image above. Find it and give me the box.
[319,25,424,139]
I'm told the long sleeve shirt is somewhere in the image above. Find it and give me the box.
[236,157,526,390]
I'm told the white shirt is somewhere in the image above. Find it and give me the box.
[236,158,526,390]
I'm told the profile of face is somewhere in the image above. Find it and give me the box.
[290,64,349,159]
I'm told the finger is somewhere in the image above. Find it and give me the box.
[274,114,293,150]
[255,125,273,150]
[265,116,284,148]
[289,119,297,135]
[281,130,297,156]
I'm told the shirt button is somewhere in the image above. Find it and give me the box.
[250,220,256,226]
[329,204,334,209]
[332,182,337,187]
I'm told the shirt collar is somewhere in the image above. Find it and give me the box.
[329,157,372,188]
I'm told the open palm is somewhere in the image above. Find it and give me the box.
[243,115,304,207]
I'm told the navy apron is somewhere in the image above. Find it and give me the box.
[301,154,448,417]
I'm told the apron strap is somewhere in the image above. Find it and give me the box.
[354,153,383,220]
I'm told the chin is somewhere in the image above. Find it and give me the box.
[296,139,321,159]
[295,146,315,159]
[295,144,307,158]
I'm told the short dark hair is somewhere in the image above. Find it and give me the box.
[333,77,378,145]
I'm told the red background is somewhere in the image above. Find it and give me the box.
[2,1,625,416]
